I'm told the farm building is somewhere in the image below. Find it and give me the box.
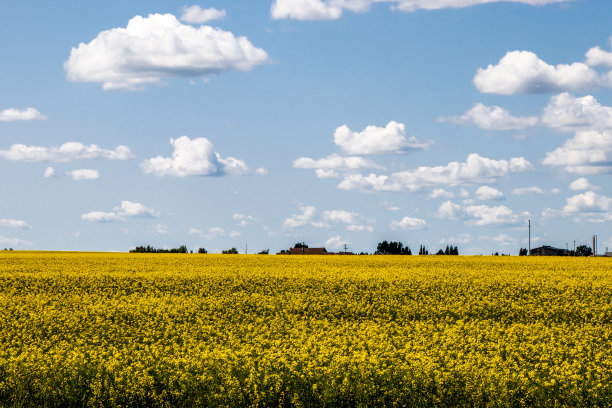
[530,245,570,256]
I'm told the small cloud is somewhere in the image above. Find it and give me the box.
[429,189,454,199]
[569,177,600,191]
[116,201,160,217]
[154,224,168,235]
[43,167,55,178]
[325,235,348,251]
[0,107,46,122]
[0,218,30,229]
[255,167,269,175]
[512,186,544,195]
[82,211,123,222]
[334,121,430,155]
[233,214,255,226]
[475,186,504,201]
[283,205,316,228]
[390,216,427,231]
[188,227,203,236]
[0,235,31,246]
[440,103,538,131]
[67,169,100,180]
[180,5,226,24]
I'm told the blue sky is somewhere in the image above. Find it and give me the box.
[1,0,611,254]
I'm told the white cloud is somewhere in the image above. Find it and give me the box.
[541,93,612,132]
[116,201,160,217]
[473,51,603,95]
[67,169,100,181]
[0,219,30,229]
[379,201,400,211]
[0,142,132,162]
[82,211,123,222]
[390,216,427,230]
[180,5,226,23]
[475,185,504,201]
[0,107,47,122]
[435,200,462,219]
[563,191,612,214]
[464,204,520,226]
[188,227,203,235]
[255,167,269,176]
[569,177,600,191]
[585,40,612,68]
[337,153,531,192]
[429,189,454,199]
[0,235,30,246]
[436,201,521,226]
[346,224,374,232]
[325,235,349,251]
[333,121,429,155]
[440,103,538,130]
[154,224,168,235]
[283,205,316,228]
[321,209,360,224]
[511,186,544,195]
[43,167,55,178]
[542,130,612,174]
[233,214,255,226]
[482,233,518,246]
[141,136,248,177]
[271,0,569,20]
[293,154,381,177]
[65,13,269,90]
[82,201,158,222]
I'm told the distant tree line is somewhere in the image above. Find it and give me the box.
[130,245,188,253]
[373,241,459,256]
[435,245,459,255]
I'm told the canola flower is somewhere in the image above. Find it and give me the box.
[0,252,610,407]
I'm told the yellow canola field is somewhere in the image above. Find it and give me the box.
[0,252,611,407]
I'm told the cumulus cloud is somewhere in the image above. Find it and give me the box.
[475,185,504,201]
[337,153,531,192]
[283,205,317,228]
[325,235,349,251]
[0,142,132,163]
[541,93,612,132]
[82,201,159,222]
[440,233,472,245]
[436,201,521,226]
[180,5,226,23]
[333,121,429,155]
[255,167,269,175]
[321,209,360,224]
[440,103,538,131]
[65,13,269,90]
[542,130,612,174]
[188,227,203,235]
[206,227,240,238]
[67,169,99,180]
[293,154,381,179]
[390,216,427,230]
[0,219,30,229]
[544,191,612,222]
[43,167,55,178]
[511,186,544,195]
[569,177,600,191]
[482,233,518,246]
[116,201,160,217]
[346,224,374,232]
[0,107,47,122]
[585,40,612,68]
[141,136,248,177]
[473,51,602,95]
[271,0,568,20]
[81,211,123,222]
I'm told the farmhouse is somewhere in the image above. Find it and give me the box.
[530,245,570,256]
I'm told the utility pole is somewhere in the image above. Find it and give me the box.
[343,243,348,254]
[528,219,531,256]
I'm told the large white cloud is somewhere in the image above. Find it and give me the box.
[180,5,226,23]
[390,216,427,230]
[541,93,612,132]
[337,153,531,192]
[141,136,248,177]
[0,219,30,229]
[436,201,521,226]
[0,142,132,162]
[333,121,429,155]
[0,107,46,122]
[271,0,568,20]
[473,51,602,95]
[585,40,612,68]
[544,191,612,222]
[440,103,538,131]
[65,13,269,90]
[542,130,612,174]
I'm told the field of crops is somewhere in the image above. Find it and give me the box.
[0,252,611,407]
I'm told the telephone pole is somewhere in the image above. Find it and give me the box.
[528,219,531,256]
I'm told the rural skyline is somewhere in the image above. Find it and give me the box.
[1,0,611,254]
